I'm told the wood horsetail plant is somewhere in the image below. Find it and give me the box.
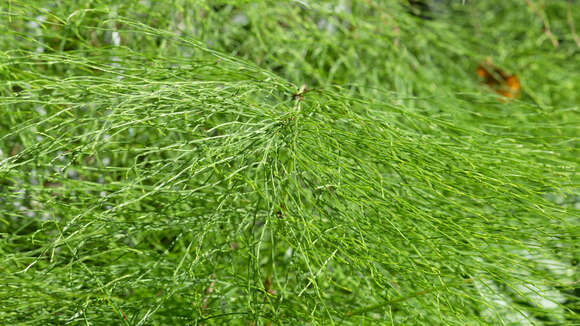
[1,0,578,325]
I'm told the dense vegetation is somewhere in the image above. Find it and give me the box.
[1,1,578,324]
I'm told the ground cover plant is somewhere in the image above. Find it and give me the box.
[1,0,579,325]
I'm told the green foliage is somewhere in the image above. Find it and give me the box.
[1,0,578,325]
